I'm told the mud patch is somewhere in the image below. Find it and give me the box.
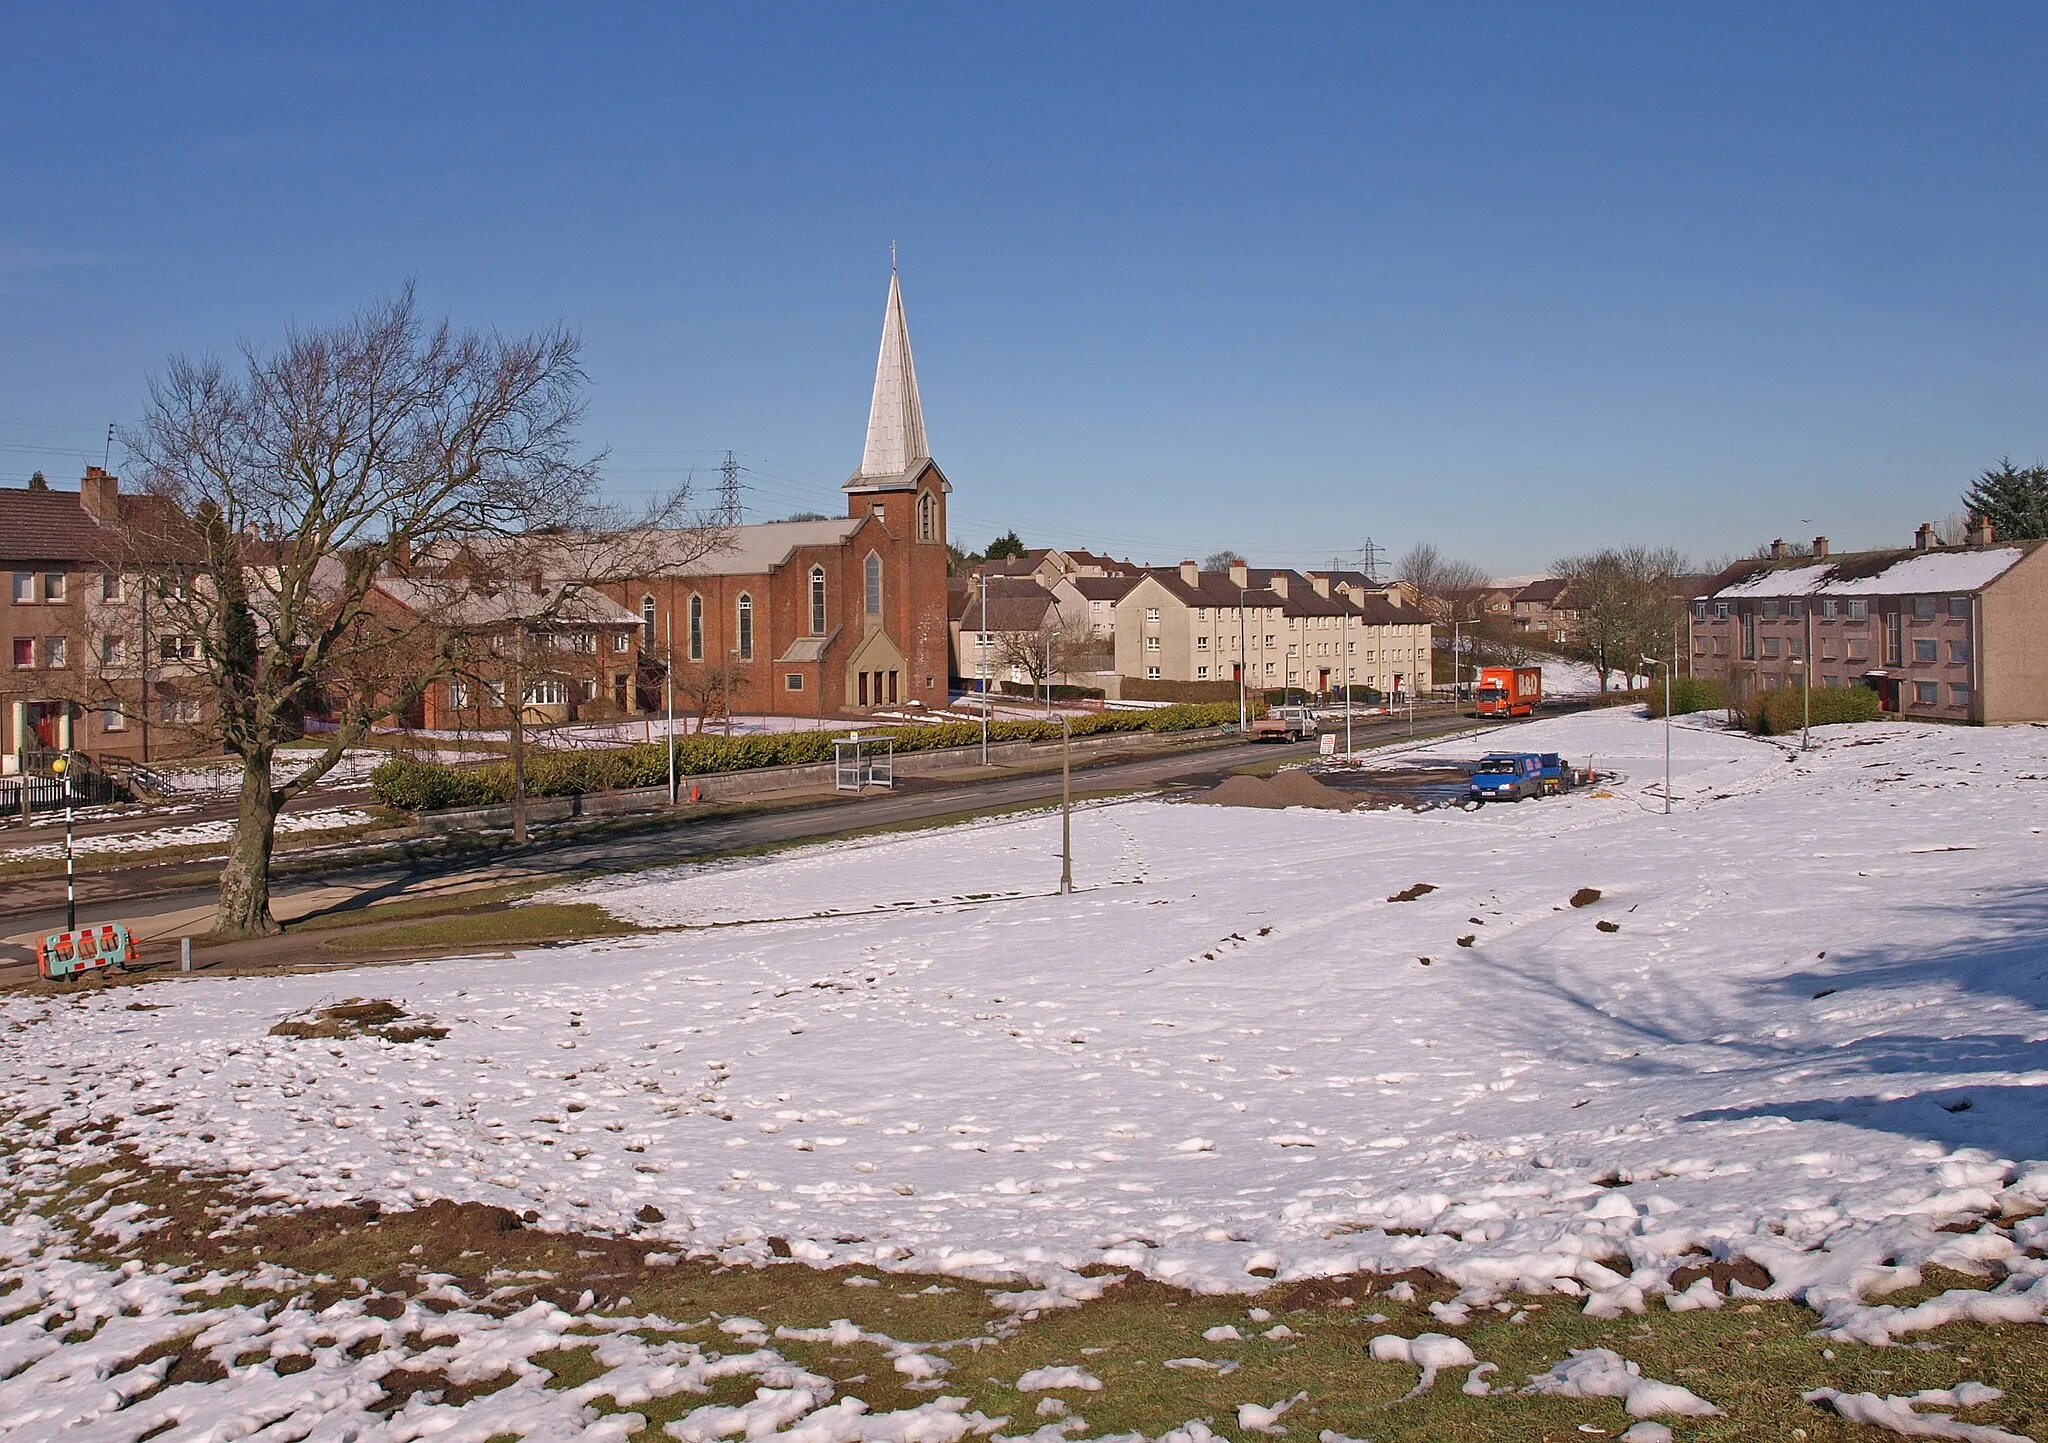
[269,998,448,1043]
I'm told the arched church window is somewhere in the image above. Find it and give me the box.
[918,491,936,543]
[810,567,827,635]
[688,594,703,661]
[736,593,754,660]
[640,595,656,649]
[864,553,883,616]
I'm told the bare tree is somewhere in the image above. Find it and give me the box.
[674,662,749,733]
[116,286,682,937]
[1552,546,1689,692]
[1398,543,1489,621]
[994,614,1095,695]
[1203,549,1246,573]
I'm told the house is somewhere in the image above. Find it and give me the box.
[950,576,1061,687]
[376,575,645,730]
[601,266,953,719]
[2,467,202,768]
[1052,573,1140,643]
[1511,577,1579,640]
[1112,560,1433,697]
[1689,522,2048,724]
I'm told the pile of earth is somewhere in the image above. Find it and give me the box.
[1193,770,1354,811]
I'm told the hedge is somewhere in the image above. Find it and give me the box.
[1643,677,1724,718]
[1750,685,1881,735]
[371,702,1246,811]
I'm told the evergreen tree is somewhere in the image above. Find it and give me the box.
[1961,458,2048,540]
[986,529,1027,560]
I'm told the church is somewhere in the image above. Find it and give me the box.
[607,267,954,720]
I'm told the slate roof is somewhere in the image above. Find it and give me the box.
[1514,577,1573,605]
[0,483,189,565]
[1129,568,1422,626]
[1066,575,1139,602]
[1701,543,2041,601]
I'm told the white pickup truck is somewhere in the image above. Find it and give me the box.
[1250,705,1316,742]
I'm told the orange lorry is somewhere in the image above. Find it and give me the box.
[1474,665,1542,718]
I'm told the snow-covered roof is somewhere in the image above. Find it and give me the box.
[1710,545,2032,600]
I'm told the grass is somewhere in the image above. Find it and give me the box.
[317,901,642,955]
[16,1147,2042,1443]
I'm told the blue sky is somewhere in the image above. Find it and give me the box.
[3,5,2044,577]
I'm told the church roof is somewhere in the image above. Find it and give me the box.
[845,267,935,493]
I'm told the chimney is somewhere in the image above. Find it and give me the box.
[1768,538,1785,559]
[1268,573,1289,599]
[1179,559,1200,585]
[79,466,118,521]
[1227,559,1249,588]
[1968,514,1994,547]
[528,571,544,595]
[1813,535,1829,558]
[1307,573,1330,598]
[1914,522,1934,552]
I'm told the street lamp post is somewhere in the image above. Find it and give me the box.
[979,571,990,767]
[1641,654,1671,815]
[1342,606,1353,754]
[51,756,75,930]
[1237,586,1249,733]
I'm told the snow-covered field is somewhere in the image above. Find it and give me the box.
[2,708,2046,1437]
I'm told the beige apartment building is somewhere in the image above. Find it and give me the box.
[1690,523,2048,724]
[1113,561,1433,696]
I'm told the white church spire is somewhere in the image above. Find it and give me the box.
[847,258,929,490]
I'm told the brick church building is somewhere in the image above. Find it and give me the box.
[606,266,954,721]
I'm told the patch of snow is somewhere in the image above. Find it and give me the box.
[1803,1382,2026,1441]
[1522,1348,1721,1419]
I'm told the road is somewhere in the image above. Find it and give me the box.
[0,705,1503,964]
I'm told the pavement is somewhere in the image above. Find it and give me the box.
[0,705,1503,977]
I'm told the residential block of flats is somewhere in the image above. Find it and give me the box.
[1113,560,1433,697]
[1689,521,2048,724]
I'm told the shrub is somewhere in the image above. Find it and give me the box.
[1750,685,1881,735]
[1644,677,1724,718]
[371,702,1246,811]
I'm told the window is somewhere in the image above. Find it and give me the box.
[1145,608,1160,623]
[810,567,826,635]
[736,593,754,660]
[1847,600,1868,621]
[1195,636,1208,650]
[1197,608,1208,621]
[1761,674,1778,691]
[159,635,199,662]
[101,634,122,665]
[579,678,598,702]
[1691,599,1708,619]
[613,632,631,653]
[785,672,805,692]
[917,490,937,542]
[1913,681,1939,706]
[569,631,595,652]
[101,572,121,603]
[1949,596,1970,620]
[1146,666,1161,680]
[1760,599,1778,619]
[101,707,125,732]
[42,573,64,603]
[525,679,567,706]
[1713,601,1730,619]
[1197,666,1209,679]
[44,637,66,668]
[1951,683,1972,705]
[687,594,703,660]
[1263,661,1275,676]
[11,638,31,668]
[1787,599,1804,619]
[1846,639,1868,662]
[640,595,656,649]
[1950,639,1970,664]
[1912,596,1937,622]
[1820,599,1838,620]
[1265,634,1275,646]
[11,573,31,603]
[1145,637,1160,652]
[449,679,468,709]
[1913,638,1938,663]
[1788,635,1803,658]
[864,553,882,616]
[158,698,200,724]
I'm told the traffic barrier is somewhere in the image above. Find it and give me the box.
[37,923,138,981]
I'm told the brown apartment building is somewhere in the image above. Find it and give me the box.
[2,468,202,768]
[1690,522,2048,724]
